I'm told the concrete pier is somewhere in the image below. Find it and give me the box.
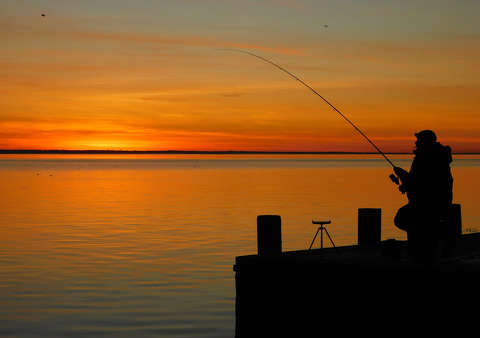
[234,209,480,338]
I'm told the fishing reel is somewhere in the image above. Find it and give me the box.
[390,174,406,194]
[389,174,399,185]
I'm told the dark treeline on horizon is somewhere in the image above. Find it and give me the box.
[1,149,406,155]
[1,149,478,155]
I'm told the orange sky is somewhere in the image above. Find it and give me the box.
[1,1,479,152]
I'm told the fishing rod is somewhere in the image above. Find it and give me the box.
[219,48,395,168]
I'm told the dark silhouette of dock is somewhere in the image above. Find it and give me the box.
[234,210,480,337]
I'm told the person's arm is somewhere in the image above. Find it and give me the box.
[391,167,409,194]
[393,167,409,183]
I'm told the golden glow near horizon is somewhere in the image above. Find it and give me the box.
[1,1,479,152]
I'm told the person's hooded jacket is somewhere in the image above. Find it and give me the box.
[406,142,453,209]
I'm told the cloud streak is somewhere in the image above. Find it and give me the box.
[2,19,304,56]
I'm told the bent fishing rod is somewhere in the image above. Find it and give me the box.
[219,48,395,168]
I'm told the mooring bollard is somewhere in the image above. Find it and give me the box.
[442,204,462,256]
[257,215,282,255]
[449,204,462,236]
[358,208,381,247]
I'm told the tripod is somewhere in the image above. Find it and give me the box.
[308,220,336,250]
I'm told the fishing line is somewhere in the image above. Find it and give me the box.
[218,48,395,168]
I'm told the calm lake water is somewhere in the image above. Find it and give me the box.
[1,154,479,337]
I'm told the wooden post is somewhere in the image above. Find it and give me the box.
[358,208,381,247]
[257,215,282,255]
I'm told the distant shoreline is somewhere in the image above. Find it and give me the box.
[1,150,479,155]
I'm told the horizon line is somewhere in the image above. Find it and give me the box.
[1,149,480,155]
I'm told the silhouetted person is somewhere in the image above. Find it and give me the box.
[391,130,453,263]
